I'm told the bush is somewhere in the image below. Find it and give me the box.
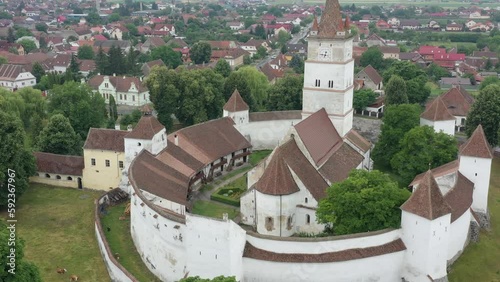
[210,188,244,207]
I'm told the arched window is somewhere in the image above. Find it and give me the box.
[138,142,141,146]
[45,173,50,178]
[56,175,61,180]
[305,197,308,204]
[67,176,73,181]
[306,214,310,224]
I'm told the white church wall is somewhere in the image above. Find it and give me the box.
[185,215,246,280]
[246,229,401,254]
[240,189,256,226]
[401,211,450,282]
[235,119,300,150]
[447,210,471,262]
[421,118,455,136]
[124,138,151,169]
[130,193,188,282]
[224,109,249,125]
[141,190,185,215]
[242,251,405,282]
[151,129,168,155]
[255,190,301,236]
[295,206,324,234]
[459,156,492,213]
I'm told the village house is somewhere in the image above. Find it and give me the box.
[238,39,270,56]
[88,74,150,106]
[30,152,84,189]
[354,65,383,91]
[379,46,400,60]
[0,64,36,91]
[142,59,166,76]
[211,49,249,68]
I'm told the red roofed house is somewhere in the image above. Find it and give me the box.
[0,64,36,91]
[31,152,84,189]
[354,65,383,91]
[88,74,150,106]
[418,45,446,60]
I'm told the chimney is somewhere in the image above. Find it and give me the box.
[127,124,132,131]
[97,72,100,75]
[174,134,178,146]
[114,124,120,130]
[113,73,116,76]
[123,76,126,79]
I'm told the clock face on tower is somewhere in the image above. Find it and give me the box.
[318,47,332,61]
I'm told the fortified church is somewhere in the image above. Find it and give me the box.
[31,0,494,280]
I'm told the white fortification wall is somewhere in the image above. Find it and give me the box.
[235,119,301,150]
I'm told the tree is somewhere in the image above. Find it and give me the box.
[385,75,408,105]
[144,67,178,130]
[214,59,231,78]
[0,56,6,65]
[77,45,95,60]
[427,63,450,82]
[256,46,267,59]
[224,71,255,110]
[267,74,303,111]
[0,222,42,282]
[316,170,410,235]
[37,114,81,155]
[18,39,36,53]
[107,45,125,74]
[359,47,384,70]
[150,45,183,69]
[109,95,118,122]
[253,24,266,39]
[372,104,421,168]
[235,66,269,110]
[277,30,290,46]
[15,27,32,38]
[108,13,121,23]
[391,126,458,185]
[189,42,212,64]
[38,37,47,50]
[95,46,109,75]
[7,27,15,43]
[383,61,430,104]
[35,23,47,32]
[479,76,500,91]
[465,84,500,146]
[0,112,36,208]
[280,44,288,54]
[31,62,45,83]
[353,89,378,111]
[289,55,304,74]
[86,11,101,25]
[47,81,107,138]
[243,55,252,65]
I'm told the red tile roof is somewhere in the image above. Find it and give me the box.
[249,111,302,122]
[223,89,249,112]
[295,108,342,166]
[83,128,128,152]
[345,129,371,153]
[125,115,165,140]
[88,75,148,93]
[421,96,455,121]
[439,86,474,117]
[318,142,364,184]
[317,0,344,38]
[33,152,84,176]
[360,65,382,85]
[418,46,446,55]
[410,160,459,186]
[444,172,474,222]
[459,124,493,158]
[401,171,452,220]
[243,239,406,263]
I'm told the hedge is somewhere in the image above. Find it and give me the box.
[210,193,240,207]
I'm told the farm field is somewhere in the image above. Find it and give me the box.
[0,184,110,282]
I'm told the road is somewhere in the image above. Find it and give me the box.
[255,22,313,68]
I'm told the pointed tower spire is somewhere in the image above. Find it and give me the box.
[311,15,319,31]
[401,170,452,220]
[344,14,350,29]
[317,0,343,38]
[459,124,493,159]
[223,89,249,112]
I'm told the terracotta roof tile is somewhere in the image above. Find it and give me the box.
[401,171,452,220]
[83,128,128,152]
[345,129,371,153]
[243,239,406,263]
[223,89,249,112]
[249,111,302,122]
[360,65,382,85]
[255,138,329,199]
[410,160,459,186]
[317,0,344,38]
[439,86,474,117]
[444,172,474,222]
[88,75,148,93]
[421,96,455,121]
[0,64,26,80]
[318,142,364,184]
[459,124,493,158]
[130,150,190,205]
[295,108,342,166]
[33,152,84,176]
[156,144,204,178]
[125,115,165,140]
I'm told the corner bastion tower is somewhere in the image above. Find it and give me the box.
[302,0,354,137]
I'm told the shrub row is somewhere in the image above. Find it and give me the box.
[210,193,240,207]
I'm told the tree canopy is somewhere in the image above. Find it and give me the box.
[235,66,269,110]
[150,45,183,69]
[372,104,421,168]
[384,75,408,106]
[189,42,212,64]
[0,112,36,207]
[391,126,458,185]
[465,84,500,146]
[359,46,384,70]
[37,114,81,155]
[383,61,430,104]
[353,89,378,111]
[77,45,95,60]
[316,170,410,235]
[266,74,303,111]
[223,71,255,111]
[214,59,231,78]
[47,81,106,138]
[18,39,37,53]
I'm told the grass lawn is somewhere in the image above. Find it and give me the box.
[448,157,500,282]
[0,184,110,282]
[250,150,272,166]
[191,200,239,220]
[100,202,161,282]
[424,41,477,50]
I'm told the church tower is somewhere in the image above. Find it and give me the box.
[302,0,354,137]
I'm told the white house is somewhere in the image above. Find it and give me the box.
[420,96,456,136]
[88,75,150,106]
[0,64,36,91]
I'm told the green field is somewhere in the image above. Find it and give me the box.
[448,157,500,281]
[192,200,240,220]
[1,184,110,282]
[250,150,272,166]
[100,202,161,282]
